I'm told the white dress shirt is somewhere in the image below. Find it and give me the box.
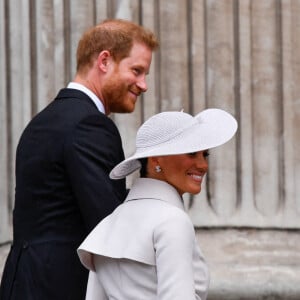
[78,178,210,300]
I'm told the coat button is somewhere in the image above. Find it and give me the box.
[23,241,28,249]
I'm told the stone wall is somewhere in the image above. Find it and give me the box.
[1,229,300,299]
[1,1,300,299]
[2,1,300,243]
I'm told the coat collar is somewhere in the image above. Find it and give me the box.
[78,178,187,269]
[125,178,185,211]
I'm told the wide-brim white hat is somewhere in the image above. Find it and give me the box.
[110,108,238,179]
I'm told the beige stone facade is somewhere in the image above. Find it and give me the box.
[1,0,299,299]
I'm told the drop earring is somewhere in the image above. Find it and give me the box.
[155,165,161,173]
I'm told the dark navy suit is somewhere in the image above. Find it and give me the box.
[0,88,127,299]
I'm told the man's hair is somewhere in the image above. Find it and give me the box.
[76,19,159,73]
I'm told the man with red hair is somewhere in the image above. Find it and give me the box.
[0,19,159,300]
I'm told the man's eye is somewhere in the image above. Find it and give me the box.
[133,68,140,75]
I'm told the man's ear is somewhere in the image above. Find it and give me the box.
[97,50,112,72]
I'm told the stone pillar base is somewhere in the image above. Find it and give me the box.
[196,229,300,300]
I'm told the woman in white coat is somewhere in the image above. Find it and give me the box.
[78,108,238,300]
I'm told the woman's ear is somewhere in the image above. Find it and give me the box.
[148,157,160,167]
[148,156,164,175]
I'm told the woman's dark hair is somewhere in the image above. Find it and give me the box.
[138,158,148,178]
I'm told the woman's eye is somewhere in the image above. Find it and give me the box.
[188,151,209,158]
[188,152,197,157]
[203,150,210,158]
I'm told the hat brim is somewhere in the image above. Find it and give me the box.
[110,108,237,179]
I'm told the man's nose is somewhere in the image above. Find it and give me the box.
[136,76,147,92]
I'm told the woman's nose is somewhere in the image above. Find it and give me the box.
[196,154,208,171]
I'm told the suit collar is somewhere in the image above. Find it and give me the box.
[125,178,185,211]
[55,88,102,112]
[67,82,105,114]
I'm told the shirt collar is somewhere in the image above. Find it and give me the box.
[125,178,185,211]
[67,82,105,114]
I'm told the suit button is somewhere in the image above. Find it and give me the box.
[23,241,28,249]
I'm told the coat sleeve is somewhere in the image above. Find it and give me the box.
[153,211,208,300]
[85,271,108,300]
[64,114,127,231]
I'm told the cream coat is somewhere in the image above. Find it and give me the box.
[78,178,210,299]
